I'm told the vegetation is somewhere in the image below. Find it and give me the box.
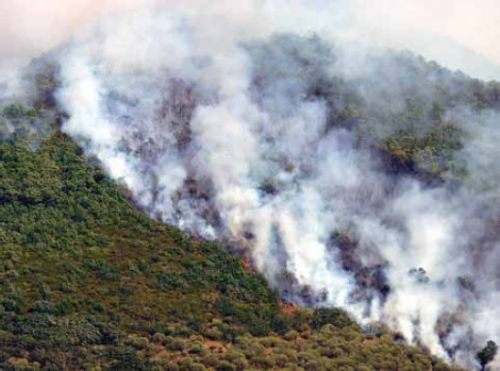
[477,341,498,371]
[0,130,463,369]
[2,44,489,369]
[0,102,55,147]
[381,101,465,179]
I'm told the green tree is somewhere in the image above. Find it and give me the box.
[477,340,497,370]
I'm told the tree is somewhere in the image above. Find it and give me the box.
[476,340,497,370]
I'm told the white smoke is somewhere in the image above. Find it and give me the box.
[2,1,500,369]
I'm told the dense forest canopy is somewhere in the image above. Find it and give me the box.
[0,131,462,370]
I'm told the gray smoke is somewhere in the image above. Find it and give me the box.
[2,3,500,370]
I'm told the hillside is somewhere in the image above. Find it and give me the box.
[0,131,461,370]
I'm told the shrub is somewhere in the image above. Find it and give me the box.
[312,308,356,330]
[216,360,236,371]
[167,339,184,351]
[152,332,167,344]
[189,343,204,354]
[204,327,223,341]
[284,330,299,341]
[126,335,150,350]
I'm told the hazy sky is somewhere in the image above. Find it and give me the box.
[346,0,500,80]
[1,0,500,80]
[349,0,500,61]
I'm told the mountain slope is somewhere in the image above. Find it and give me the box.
[0,132,460,370]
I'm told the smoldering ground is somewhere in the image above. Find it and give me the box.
[2,1,500,369]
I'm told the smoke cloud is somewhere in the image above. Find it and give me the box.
[3,1,500,369]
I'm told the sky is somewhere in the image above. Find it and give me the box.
[346,0,500,80]
[1,0,500,79]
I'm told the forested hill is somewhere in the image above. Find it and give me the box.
[0,131,460,370]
